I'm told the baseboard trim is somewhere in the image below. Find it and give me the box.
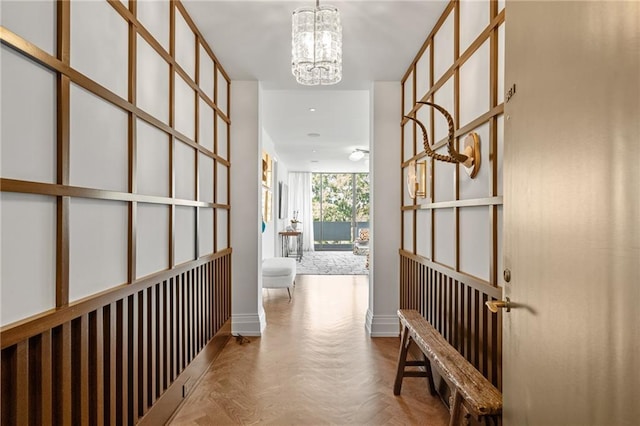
[139,320,231,425]
[365,310,400,337]
[231,312,266,336]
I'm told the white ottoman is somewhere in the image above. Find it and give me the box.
[262,257,296,300]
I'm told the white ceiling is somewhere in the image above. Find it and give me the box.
[183,0,449,172]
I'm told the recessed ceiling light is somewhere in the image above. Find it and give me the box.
[312,150,317,153]
[311,160,319,163]
[307,133,320,137]
[309,108,316,112]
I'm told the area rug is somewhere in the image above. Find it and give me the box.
[296,251,369,275]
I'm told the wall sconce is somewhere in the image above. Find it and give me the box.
[404,101,480,178]
[407,160,427,199]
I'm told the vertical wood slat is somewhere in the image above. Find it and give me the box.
[399,253,502,390]
[33,330,53,425]
[71,315,89,425]
[138,290,148,417]
[128,293,139,425]
[148,286,157,406]
[53,323,72,425]
[116,299,128,425]
[15,341,29,424]
[1,256,230,426]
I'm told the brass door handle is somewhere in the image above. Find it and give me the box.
[486,297,511,313]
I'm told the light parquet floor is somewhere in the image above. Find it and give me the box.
[169,275,449,425]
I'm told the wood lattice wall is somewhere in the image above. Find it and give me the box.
[1,0,232,423]
[400,0,505,390]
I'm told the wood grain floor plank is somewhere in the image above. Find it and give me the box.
[170,275,448,425]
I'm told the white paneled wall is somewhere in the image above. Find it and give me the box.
[69,83,129,192]
[0,0,231,326]
[70,0,128,99]
[136,203,170,278]
[0,193,56,325]
[137,34,170,124]
[0,46,57,183]
[402,0,505,284]
[68,198,128,302]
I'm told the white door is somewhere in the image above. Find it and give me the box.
[503,1,639,425]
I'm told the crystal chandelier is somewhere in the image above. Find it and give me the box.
[291,0,342,85]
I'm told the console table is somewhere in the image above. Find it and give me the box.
[279,231,303,262]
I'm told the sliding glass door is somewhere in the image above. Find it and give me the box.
[312,173,369,251]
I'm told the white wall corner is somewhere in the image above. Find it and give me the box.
[231,312,266,337]
[365,309,400,337]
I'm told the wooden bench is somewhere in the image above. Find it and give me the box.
[394,309,502,426]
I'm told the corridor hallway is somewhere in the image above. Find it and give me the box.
[169,275,449,425]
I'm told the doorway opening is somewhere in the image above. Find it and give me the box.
[312,173,369,251]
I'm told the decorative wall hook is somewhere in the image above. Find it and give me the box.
[404,101,481,178]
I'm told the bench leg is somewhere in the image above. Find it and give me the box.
[287,287,292,301]
[393,325,411,395]
[424,355,437,396]
[449,390,471,426]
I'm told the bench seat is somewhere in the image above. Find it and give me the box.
[262,257,296,300]
[394,309,502,425]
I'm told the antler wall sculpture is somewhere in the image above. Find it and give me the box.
[404,101,480,179]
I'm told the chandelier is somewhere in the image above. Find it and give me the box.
[291,0,342,85]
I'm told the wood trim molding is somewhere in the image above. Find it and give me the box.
[0,249,232,349]
[399,250,502,298]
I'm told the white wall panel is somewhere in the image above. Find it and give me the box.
[198,98,214,151]
[497,115,504,196]
[416,209,432,259]
[175,74,195,140]
[199,207,214,256]
[459,39,490,127]
[175,141,195,200]
[415,103,432,150]
[216,69,228,116]
[136,203,169,278]
[498,0,505,13]
[0,193,56,326]
[415,47,430,102]
[459,122,490,199]
[137,34,169,124]
[459,0,489,54]
[497,205,503,286]
[403,211,414,251]
[69,198,127,302]
[69,84,128,192]
[175,9,195,80]
[137,118,170,197]
[0,0,56,55]
[403,71,414,115]
[216,208,228,250]
[459,206,490,280]
[216,163,228,204]
[433,146,455,202]
[433,11,454,83]
[434,77,454,143]
[199,153,214,203]
[434,208,455,267]
[403,123,415,162]
[1,46,56,183]
[71,0,128,99]
[136,0,169,51]
[403,166,412,207]
[175,206,195,264]
[199,45,214,100]
[498,23,506,105]
[217,115,228,159]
